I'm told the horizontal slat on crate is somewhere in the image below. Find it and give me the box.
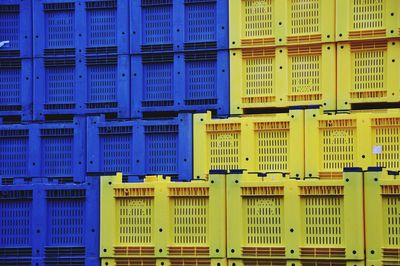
[228,259,364,266]
[87,114,192,180]
[230,43,336,113]
[100,173,226,258]
[229,0,335,49]
[101,258,226,266]
[337,39,400,110]
[193,110,304,180]
[226,170,364,260]
[131,50,229,117]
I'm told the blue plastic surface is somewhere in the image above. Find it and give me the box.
[0,177,99,263]
[130,0,229,53]
[33,0,129,57]
[131,50,229,116]
[0,117,86,181]
[0,0,32,58]
[33,54,130,120]
[87,114,193,180]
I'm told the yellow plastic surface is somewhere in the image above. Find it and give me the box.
[337,40,400,110]
[229,0,335,49]
[336,0,398,41]
[100,173,226,258]
[227,171,364,260]
[228,259,365,266]
[364,170,400,263]
[193,110,304,180]
[366,260,396,266]
[230,43,336,114]
[101,258,227,266]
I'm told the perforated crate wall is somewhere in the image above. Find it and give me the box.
[229,0,335,49]
[337,40,400,110]
[130,0,228,53]
[131,51,229,117]
[87,114,192,180]
[228,259,365,266]
[100,173,226,258]
[193,110,304,180]
[101,258,227,266]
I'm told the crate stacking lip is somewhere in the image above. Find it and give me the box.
[0,177,99,262]
[226,169,364,261]
[100,173,226,258]
[229,0,335,49]
[230,43,336,114]
[101,258,227,266]
[193,110,304,180]
[305,108,400,179]
[0,117,86,182]
[33,0,129,57]
[227,259,365,266]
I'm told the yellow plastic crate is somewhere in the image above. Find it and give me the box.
[229,0,335,49]
[230,43,336,114]
[337,40,400,110]
[101,258,226,266]
[226,170,364,261]
[100,173,226,258]
[366,261,399,266]
[193,110,304,180]
[364,168,400,264]
[228,259,364,266]
[336,0,398,42]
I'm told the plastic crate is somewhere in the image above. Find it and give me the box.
[0,56,33,121]
[101,258,227,266]
[228,259,364,266]
[366,261,399,266]
[0,177,99,261]
[33,0,129,57]
[33,54,130,120]
[226,170,364,261]
[100,173,226,258]
[193,110,304,180]
[364,168,400,264]
[0,117,86,181]
[131,50,229,117]
[229,0,335,49]
[336,0,398,42]
[87,113,192,180]
[230,43,336,114]
[305,108,400,178]
[130,0,228,53]
[337,40,400,110]
[0,0,32,58]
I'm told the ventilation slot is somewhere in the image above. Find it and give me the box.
[46,190,86,199]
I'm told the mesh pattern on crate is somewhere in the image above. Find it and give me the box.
[143,62,173,101]
[0,136,28,176]
[352,0,384,30]
[185,2,216,43]
[87,8,116,47]
[45,9,74,48]
[186,61,216,100]
[383,195,400,247]
[290,54,320,94]
[242,0,273,38]
[373,118,400,169]
[100,134,132,173]
[290,0,320,35]
[0,68,21,105]
[352,50,385,94]
[42,135,73,176]
[244,57,274,98]
[46,67,75,103]
[142,5,172,45]
[0,199,32,246]
[145,133,178,173]
[88,64,117,103]
[0,8,19,49]
[117,198,153,245]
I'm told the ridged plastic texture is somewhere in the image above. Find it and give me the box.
[336,0,399,42]
[193,110,304,180]
[33,0,129,57]
[0,177,99,263]
[230,43,336,113]
[101,258,227,266]
[130,0,228,53]
[227,171,365,260]
[364,170,400,264]
[305,108,400,179]
[100,173,226,258]
[228,259,365,266]
[33,54,130,119]
[337,40,400,110]
[131,50,229,117]
[229,0,335,49]
[87,114,192,180]
[0,117,86,181]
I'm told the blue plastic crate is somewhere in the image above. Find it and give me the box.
[130,0,229,53]
[0,0,32,58]
[33,0,129,57]
[131,49,229,116]
[33,54,130,120]
[0,117,86,181]
[0,177,99,264]
[87,113,193,181]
